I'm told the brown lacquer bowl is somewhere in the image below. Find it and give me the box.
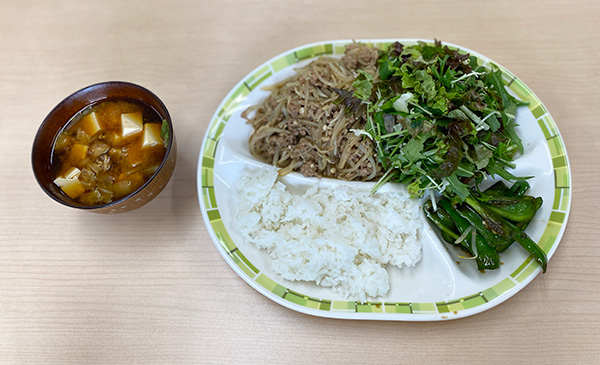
[32,81,176,213]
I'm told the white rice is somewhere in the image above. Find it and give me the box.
[235,166,422,302]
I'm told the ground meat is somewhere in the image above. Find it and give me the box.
[244,43,383,181]
[299,71,323,88]
[268,133,297,150]
[287,100,301,117]
[289,138,319,162]
[286,120,309,138]
[354,163,373,179]
[342,43,379,73]
[300,163,318,177]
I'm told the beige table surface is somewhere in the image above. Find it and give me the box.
[1,0,599,363]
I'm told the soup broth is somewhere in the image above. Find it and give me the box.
[52,99,167,205]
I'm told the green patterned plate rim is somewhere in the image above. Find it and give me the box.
[197,39,571,320]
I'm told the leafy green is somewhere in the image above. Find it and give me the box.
[469,144,493,170]
[351,41,529,202]
[402,137,425,164]
[161,119,170,148]
[379,57,399,80]
[333,88,364,113]
[352,70,374,101]
[447,173,471,201]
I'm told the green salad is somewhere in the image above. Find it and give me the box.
[348,40,547,272]
[351,40,529,200]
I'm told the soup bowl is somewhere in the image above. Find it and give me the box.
[32,81,176,213]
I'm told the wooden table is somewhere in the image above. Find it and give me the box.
[1,0,599,363]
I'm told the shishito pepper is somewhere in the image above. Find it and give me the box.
[464,195,547,272]
[505,220,548,273]
[424,199,473,252]
[439,199,500,270]
[423,199,459,242]
[483,180,529,198]
[464,195,513,237]
[508,180,531,198]
[484,181,511,196]
[479,181,539,234]
[425,181,546,272]
[484,196,542,223]
[455,205,512,250]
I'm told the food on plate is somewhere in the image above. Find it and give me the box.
[352,41,530,200]
[52,100,168,205]
[235,167,421,302]
[243,43,382,181]
[424,181,546,271]
[242,40,547,275]
[353,40,546,271]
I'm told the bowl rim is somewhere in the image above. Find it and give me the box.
[32,80,175,210]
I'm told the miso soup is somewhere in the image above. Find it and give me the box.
[51,99,167,205]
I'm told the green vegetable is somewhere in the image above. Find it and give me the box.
[507,220,548,273]
[352,70,374,101]
[484,196,542,222]
[482,181,512,197]
[478,181,540,252]
[435,199,474,254]
[507,180,531,198]
[161,119,170,148]
[423,199,459,242]
[393,92,414,113]
[439,198,500,270]
[464,195,512,237]
[424,182,546,272]
[352,40,528,201]
[344,40,547,273]
[455,204,511,249]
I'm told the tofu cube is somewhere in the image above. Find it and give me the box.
[113,173,145,198]
[121,112,143,138]
[69,143,88,165]
[80,111,102,136]
[103,130,124,146]
[112,180,134,199]
[142,123,163,148]
[63,167,82,179]
[54,167,85,199]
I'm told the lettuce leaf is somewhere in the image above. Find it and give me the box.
[352,70,374,101]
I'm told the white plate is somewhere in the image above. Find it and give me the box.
[197,40,571,320]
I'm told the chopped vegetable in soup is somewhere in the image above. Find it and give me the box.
[52,100,167,205]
